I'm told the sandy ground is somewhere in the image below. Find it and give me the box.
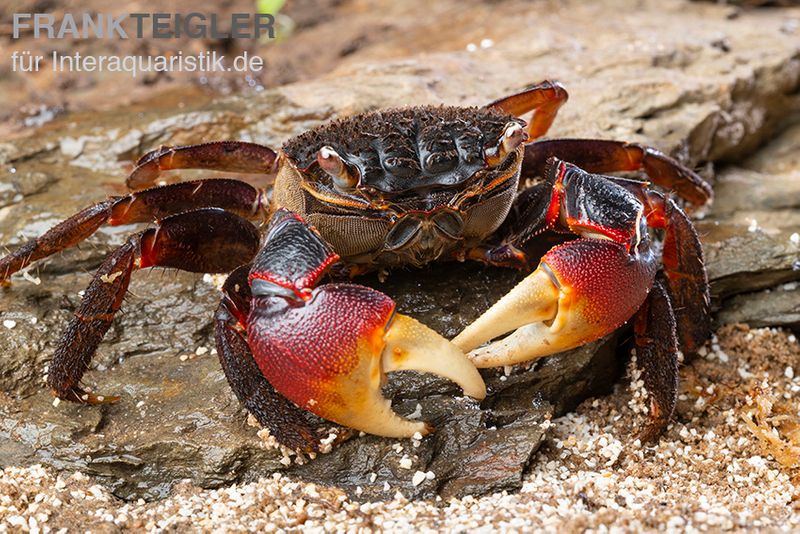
[1,324,798,532]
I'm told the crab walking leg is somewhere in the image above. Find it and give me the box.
[127,141,278,190]
[634,278,680,442]
[522,138,713,206]
[246,209,486,438]
[215,266,331,452]
[47,209,260,404]
[0,179,267,283]
[640,191,711,357]
[486,80,569,140]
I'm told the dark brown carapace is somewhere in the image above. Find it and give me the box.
[275,106,525,268]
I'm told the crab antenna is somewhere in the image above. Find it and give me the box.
[317,146,358,190]
[485,122,526,167]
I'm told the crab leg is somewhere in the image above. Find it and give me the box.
[634,278,680,441]
[47,209,260,404]
[127,141,278,190]
[0,179,267,283]
[215,265,332,452]
[246,209,486,438]
[486,80,569,140]
[639,190,710,357]
[522,138,713,205]
[454,159,658,366]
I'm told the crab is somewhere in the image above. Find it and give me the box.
[0,80,712,451]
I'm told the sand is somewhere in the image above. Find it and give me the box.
[1,324,798,532]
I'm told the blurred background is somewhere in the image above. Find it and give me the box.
[1,0,551,137]
[2,0,792,139]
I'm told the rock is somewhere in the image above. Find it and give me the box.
[0,246,655,498]
[0,271,286,501]
[702,219,800,298]
[0,0,799,502]
[293,398,554,501]
[701,121,800,305]
[0,170,55,209]
[717,283,800,329]
[0,259,619,501]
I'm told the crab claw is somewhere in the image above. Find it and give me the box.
[453,238,658,367]
[247,209,485,438]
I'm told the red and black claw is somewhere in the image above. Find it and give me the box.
[246,209,486,437]
[215,267,333,453]
[454,237,658,367]
[455,159,667,367]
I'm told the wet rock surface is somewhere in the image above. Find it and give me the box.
[701,121,800,323]
[0,0,799,502]
[0,261,620,501]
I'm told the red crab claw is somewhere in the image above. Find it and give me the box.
[453,159,665,366]
[454,238,658,366]
[246,209,485,437]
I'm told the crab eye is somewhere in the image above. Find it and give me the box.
[317,146,358,190]
[485,122,526,167]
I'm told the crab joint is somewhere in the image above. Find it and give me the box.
[317,146,358,190]
[485,122,526,167]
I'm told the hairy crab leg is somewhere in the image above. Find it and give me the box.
[522,138,713,206]
[0,179,267,283]
[127,141,278,190]
[215,265,333,453]
[47,208,260,404]
[634,278,680,441]
[246,209,486,438]
[486,80,569,140]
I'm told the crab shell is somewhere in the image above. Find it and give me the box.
[272,106,526,268]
